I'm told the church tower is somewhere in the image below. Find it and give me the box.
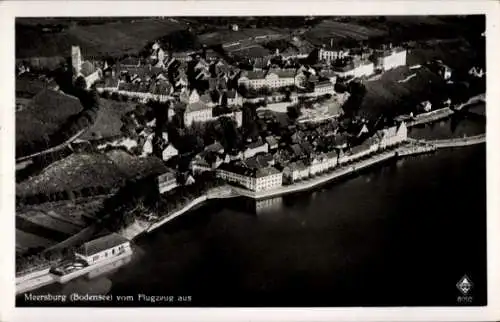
[71,45,82,76]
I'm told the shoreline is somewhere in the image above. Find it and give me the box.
[15,136,486,294]
[127,134,485,241]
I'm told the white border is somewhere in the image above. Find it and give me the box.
[1,1,499,321]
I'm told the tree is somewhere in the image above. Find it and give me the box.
[287,105,301,120]
[74,76,87,91]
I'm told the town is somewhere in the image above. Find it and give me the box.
[15,16,486,295]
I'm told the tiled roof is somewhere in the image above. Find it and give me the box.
[186,101,211,113]
[255,167,280,178]
[268,69,296,79]
[315,80,333,88]
[243,70,266,80]
[77,233,129,257]
[246,138,265,149]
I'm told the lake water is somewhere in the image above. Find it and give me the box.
[19,114,487,307]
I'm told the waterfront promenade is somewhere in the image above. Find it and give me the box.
[16,134,486,294]
[233,150,398,200]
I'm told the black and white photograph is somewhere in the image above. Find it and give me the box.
[1,1,499,321]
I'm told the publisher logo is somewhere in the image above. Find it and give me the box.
[456,275,473,295]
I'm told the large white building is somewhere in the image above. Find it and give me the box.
[238,70,296,90]
[184,102,213,126]
[283,151,338,184]
[318,47,350,62]
[376,121,408,149]
[378,48,407,71]
[217,164,282,192]
[333,61,374,78]
[313,80,335,96]
[75,233,131,266]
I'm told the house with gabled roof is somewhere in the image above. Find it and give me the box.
[75,233,131,265]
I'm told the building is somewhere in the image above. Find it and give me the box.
[333,61,374,78]
[243,139,269,159]
[377,48,407,71]
[318,46,350,63]
[238,69,296,90]
[71,46,83,76]
[376,121,408,149]
[71,45,102,89]
[171,51,195,62]
[184,102,213,126]
[162,144,178,161]
[75,233,131,266]
[313,80,335,96]
[217,163,282,192]
[309,151,338,176]
[225,90,243,106]
[283,160,310,183]
[265,136,279,150]
[180,88,201,104]
[157,171,178,193]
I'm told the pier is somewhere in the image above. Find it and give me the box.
[427,134,485,148]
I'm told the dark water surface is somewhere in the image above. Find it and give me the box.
[20,116,487,307]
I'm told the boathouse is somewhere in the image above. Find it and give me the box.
[75,233,131,265]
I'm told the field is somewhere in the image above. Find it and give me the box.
[305,16,484,47]
[18,210,83,235]
[199,28,285,47]
[305,19,386,44]
[16,89,84,156]
[15,196,107,255]
[16,153,126,197]
[16,18,187,58]
[79,99,136,141]
[16,229,58,253]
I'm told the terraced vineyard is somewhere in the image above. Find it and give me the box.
[15,196,107,256]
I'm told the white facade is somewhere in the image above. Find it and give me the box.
[255,172,282,192]
[381,49,407,71]
[318,48,349,62]
[184,107,213,126]
[314,82,335,96]
[158,173,178,194]
[184,108,242,128]
[243,143,269,159]
[378,122,408,149]
[71,46,82,75]
[334,62,374,78]
[75,235,131,266]
[162,144,178,161]
[216,168,282,192]
[238,72,295,90]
